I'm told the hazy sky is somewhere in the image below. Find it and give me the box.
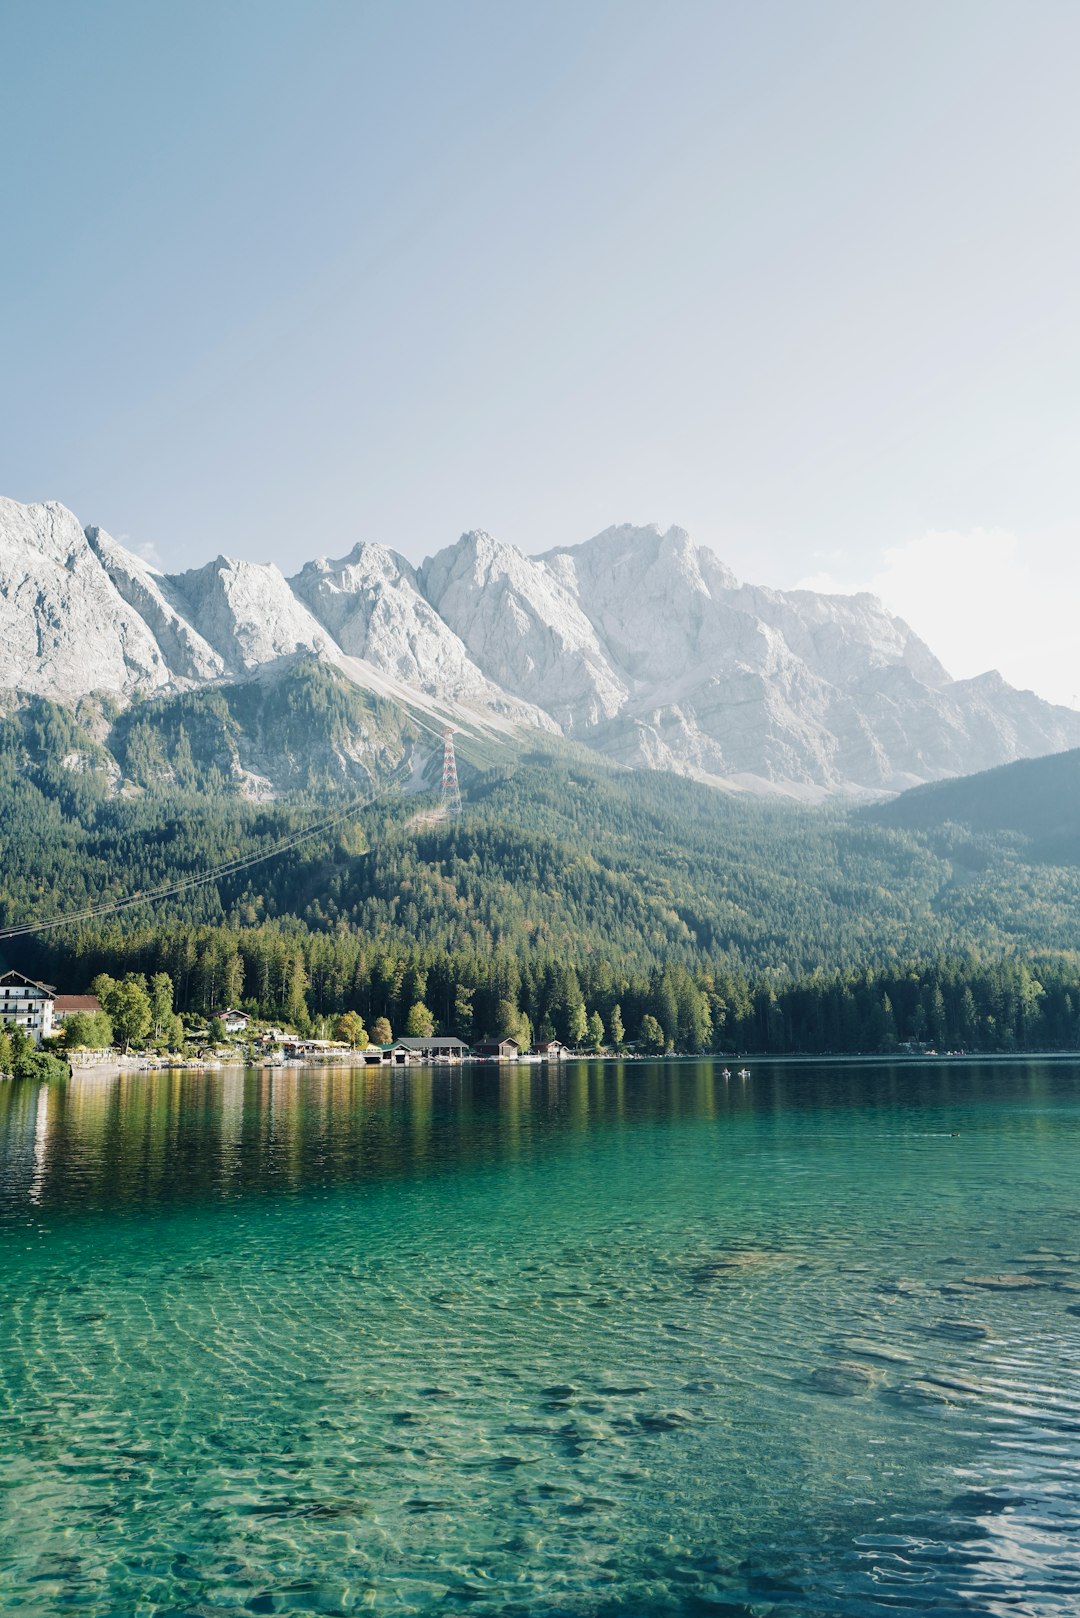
[3,0,1078,704]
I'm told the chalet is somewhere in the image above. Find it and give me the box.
[531,1039,568,1059]
[212,1008,251,1035]
[0,970,56,1044]
[473,1037,520,1061]
[395,1036,468,1063]
[53,994,103,1024]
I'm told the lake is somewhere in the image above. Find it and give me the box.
[1,1059,1079,1615]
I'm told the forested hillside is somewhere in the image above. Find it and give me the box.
[6,739,1080,973]
[3,708,1080,1052]
[868,746,1080,865]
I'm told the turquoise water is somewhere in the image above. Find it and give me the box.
[2,1061,1080,1615]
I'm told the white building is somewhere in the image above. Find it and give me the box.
[0,970,56,1045]
[212,1008,251,1035]
[53,994,104,1025]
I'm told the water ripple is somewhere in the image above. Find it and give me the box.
[1,1060,1080,1613]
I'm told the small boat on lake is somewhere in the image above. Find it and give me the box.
[722,1067,731,1080]
[738,1067,751,1079]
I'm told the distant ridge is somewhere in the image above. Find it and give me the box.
[3,494,1079,797]
[869,746,1080,864]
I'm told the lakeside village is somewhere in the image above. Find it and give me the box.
[5,953,1073,1081]
[0,967,608,1082]
[3,955,1075,1079]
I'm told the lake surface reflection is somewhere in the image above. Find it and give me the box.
[2,1059,1080,1615]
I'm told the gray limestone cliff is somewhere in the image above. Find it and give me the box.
[3,496,1078,796]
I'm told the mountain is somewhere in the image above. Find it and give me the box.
[529,524,1079,793]
[0,498,176,702]
[420,529,629,728]
[4,495,1079,796]
[5,726,1080,991]
[868,745,1080,865]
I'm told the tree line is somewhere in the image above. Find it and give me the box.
[13,918,1080,1055]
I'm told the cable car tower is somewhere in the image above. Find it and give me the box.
[440,726,462,817]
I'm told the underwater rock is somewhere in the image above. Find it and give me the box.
[687,1248,799,1286]
[891,1379,963,1406]
[635,1408,695,1431]
[963,1273,1045,1291]
[833,1337,913,1364]
[808,1361,882,1396]
[950,1488,1026,1514]
[921,1371,990,1396]
[930,1319,993,1340]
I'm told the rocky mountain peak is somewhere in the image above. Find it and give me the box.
[0,498,174,702]
[165,554,335,672]
[421,528,628,728]
[86,524,226,683]
[3,493,1078,796]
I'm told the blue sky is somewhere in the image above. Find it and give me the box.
[2,0,1078,702]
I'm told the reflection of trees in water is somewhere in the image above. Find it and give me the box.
[0,1079,43,1210]
[0,1058,1063,1214]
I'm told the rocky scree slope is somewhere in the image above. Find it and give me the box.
[3,495,1079,796]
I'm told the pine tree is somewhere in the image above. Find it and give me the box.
[452,986,474,1043]
[567,1000,588,1048]
[640,1014,666,1053]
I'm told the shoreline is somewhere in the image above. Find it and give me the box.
[52,1047,1080,1082]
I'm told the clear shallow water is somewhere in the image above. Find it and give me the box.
[2,1061,1080,1616]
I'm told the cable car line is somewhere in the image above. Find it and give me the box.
[0,767,410,943]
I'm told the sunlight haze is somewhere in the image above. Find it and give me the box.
[2,0,1077,703]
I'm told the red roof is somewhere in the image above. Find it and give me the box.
[53,995,103,1015]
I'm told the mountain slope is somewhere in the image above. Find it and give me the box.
[0,499,175,701]
[4,734,1080,984]
[420,529,628,727]
[87,526,227,682]
[163,555,337,672]
[525,523,1080,794]
[4,495,1079,795]
[868,746,1080,864]
[290,541,553,730]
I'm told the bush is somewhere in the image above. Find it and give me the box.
[11,1045,70,1083]
[28,1051,72,1083]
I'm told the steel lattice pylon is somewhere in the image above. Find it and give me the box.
[440,727,462,816]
